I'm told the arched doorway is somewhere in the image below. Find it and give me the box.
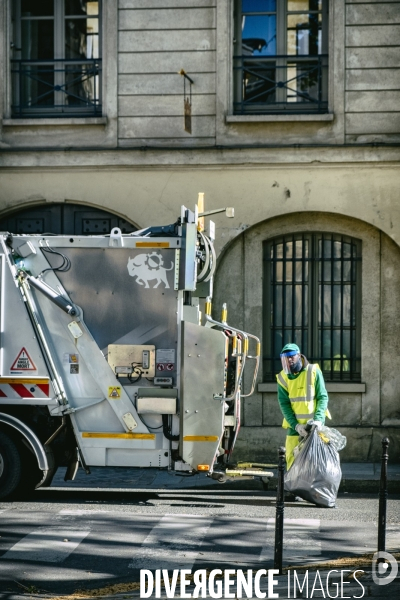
[0,203,137,235]
[214,211,400,463]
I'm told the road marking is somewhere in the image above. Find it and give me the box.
[260,518,321,561]
[2,528,90,563]
[128,514,212,571]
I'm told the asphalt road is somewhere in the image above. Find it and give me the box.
[0,484,399,599]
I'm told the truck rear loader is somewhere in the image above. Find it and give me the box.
[0,198,261,499]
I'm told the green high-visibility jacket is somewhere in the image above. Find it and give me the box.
[276,363,330,435]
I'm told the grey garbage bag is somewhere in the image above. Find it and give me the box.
[284,426,342,507]
[319,425,347,452]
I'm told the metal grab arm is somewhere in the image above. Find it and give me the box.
[219,303,260,398]
[204,300,261,400]
[204,312,247,402]
[223,329,246,402]
[240,332,261,398]
[205,315,246,402]
[224,328,260,398]
[18,276,70,408]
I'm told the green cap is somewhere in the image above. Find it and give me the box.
[281,343,300,354]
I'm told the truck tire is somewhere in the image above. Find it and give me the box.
[0,430,22,499]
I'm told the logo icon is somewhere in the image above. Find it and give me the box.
[127,252,174,289]
[372,551,398,585]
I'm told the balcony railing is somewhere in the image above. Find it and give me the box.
[233,54,328,115]
[11,58,102,118]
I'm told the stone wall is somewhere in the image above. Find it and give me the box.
[214,211,400,463]
[345,0,400,143]
[1,1,399,147]
[118,0,217,147]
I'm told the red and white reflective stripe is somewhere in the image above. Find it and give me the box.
[0,379,50,398]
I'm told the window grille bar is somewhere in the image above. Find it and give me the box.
[272,243,276,374]
[320,233,325,374]
[350,242,355,375]
[283,239,287,346]
[11,59,102,118]
[317,55,322,112]
[302,234,306,354]
[264,233,361,382]
[330,235,334,381]
[292,240,295,346]
[340,236,344,379]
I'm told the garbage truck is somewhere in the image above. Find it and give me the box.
[0,197,262,499]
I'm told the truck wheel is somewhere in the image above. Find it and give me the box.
[0,430,22,499]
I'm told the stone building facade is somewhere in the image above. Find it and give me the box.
[0,0,399,462]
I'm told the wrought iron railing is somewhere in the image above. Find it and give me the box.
[11,58,102,118]
[233,54,328,114]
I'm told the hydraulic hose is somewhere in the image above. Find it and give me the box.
[162,414,179,441]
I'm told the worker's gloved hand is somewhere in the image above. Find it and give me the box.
[295,423,308,437]
[308,419,322,430]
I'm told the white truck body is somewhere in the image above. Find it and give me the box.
[0,202,260,498]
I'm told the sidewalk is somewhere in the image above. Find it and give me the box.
[339,462,400,493]
[46,462,400,493]
[271,462,400,494]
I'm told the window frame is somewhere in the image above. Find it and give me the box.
[10,0,102,119]
[1,0,117,145]
[233,0,329,116]
[215,0,345,143]
[263,231,362,383]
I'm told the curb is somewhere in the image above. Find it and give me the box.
[339,478,400,494]
[194,477,400,494]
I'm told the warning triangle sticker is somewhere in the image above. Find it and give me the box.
[108,386,121,399]
[11,347,37,371]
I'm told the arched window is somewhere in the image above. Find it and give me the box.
[263,232,361,381]
[0,203,136,235]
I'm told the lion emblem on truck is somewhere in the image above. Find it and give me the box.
[127,252,174,289]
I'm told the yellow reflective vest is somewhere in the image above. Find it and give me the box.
[276,363,331,429]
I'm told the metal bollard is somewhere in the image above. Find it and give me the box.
[274,446,285,574]
[378,437,389,553]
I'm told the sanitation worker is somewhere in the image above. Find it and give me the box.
[276,343,331,470]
